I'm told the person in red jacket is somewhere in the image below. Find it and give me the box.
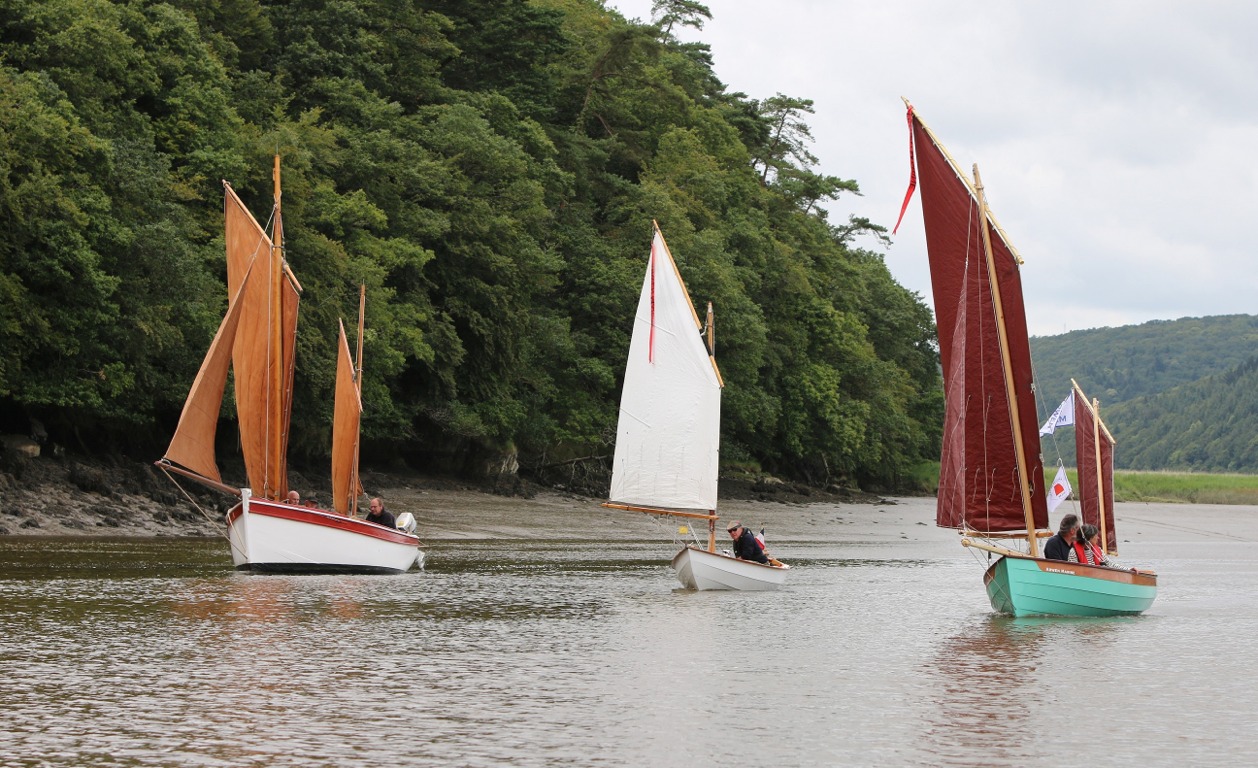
[1071,523,1112,567]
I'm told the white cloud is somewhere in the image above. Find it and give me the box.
[609,0,1258,335]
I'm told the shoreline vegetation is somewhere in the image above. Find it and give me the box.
[913,460,1258,505]
[4,450,1258,539]
[1060,467,1258,506]
[891,461,1258,506]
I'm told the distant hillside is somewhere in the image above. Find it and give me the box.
[1029,314,1258,472]
[1030,314,1258,411]
[1105,358,1258,471]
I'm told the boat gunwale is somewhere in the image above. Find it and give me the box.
[229,498,422,546]
[985,552,1157,587]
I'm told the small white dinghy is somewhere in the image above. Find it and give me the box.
[672,546,789,591]
[602,223,788,591]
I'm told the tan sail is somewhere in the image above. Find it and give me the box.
[223,177,299,500]
[331,319,363,515]
[162,266,255,483]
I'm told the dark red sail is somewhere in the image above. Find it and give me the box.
[1073,382,1118,554]
[908,108,1048,535]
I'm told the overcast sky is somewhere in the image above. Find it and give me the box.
[608,1,1258,337]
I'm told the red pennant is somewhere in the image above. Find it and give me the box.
[892,105,917,235]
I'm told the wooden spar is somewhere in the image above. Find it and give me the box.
[961,537,1026,559]
[1071,379,1115,444]
[601,502,718,521]
[963,528,1052,540]
[351,284,366,517]
[1092,395,1110,553]
[704,299,717,554]
[155,460,242,497]
[902,98,1024,265]
[705,301,715,356]
[973,164,1041,558]
[651,220,725,388]
[265,155,284,500]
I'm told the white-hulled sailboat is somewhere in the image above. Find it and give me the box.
[603,223,788,591]
[157,157,423,573]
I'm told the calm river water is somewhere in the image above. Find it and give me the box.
[1,497,1256,767]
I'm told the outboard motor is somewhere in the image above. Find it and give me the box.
[395,512,417,534]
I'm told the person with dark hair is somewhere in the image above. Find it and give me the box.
[727,521,769,564]
[364,497,396,529]
[1043,513,1079,561]
[1070,523,1113,566]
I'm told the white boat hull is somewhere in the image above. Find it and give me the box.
[227,497,423,574]
[671,545,789,591]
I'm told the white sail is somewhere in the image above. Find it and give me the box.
[609,228,723,511]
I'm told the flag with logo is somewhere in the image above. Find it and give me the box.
[1040,391,1075,436]
[1047,465,1072,513]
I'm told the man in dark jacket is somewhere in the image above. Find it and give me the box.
[727,520,769,564]
[365,497,396,529]
[1043,513,1080,561]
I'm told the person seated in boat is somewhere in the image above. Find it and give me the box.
[285,490,301,505]
[1042,513,1079,561]
[365,497,396,529]
[1070,523,1113,567]
[727,521,769,564]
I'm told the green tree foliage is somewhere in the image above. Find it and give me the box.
[0,0,943,490]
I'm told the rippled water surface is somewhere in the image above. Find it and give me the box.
[2,503,1257,767]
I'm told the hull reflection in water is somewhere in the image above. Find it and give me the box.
[671,545,788,591]
[984,555,1158,617]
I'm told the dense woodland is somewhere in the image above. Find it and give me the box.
[0,0,944,491]
[1032,315,1258,473]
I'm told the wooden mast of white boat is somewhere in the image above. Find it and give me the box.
[973,164,1041,557]
[353,285,366,515]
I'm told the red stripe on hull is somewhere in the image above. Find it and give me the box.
[227,499,419,545]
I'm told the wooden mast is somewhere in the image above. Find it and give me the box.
[351,284,366,517]
[973,164,1041,557]
[267,154,284,500]
[1092,395,1109,553]
[705,300,717,553]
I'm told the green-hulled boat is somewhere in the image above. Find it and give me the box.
[900,100,1157,617]
[984,555,1158,617]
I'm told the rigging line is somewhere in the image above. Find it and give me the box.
[157,466,230,540]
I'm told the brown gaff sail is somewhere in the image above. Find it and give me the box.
[1073,380,1118,554]
[906,105,1048,537]
[223,166,299,502]
[331,318,364,516]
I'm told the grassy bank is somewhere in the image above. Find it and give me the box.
[907,464,1258,505]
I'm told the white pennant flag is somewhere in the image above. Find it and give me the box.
[1040,391,1075,436]
[1047,465,1073,513]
